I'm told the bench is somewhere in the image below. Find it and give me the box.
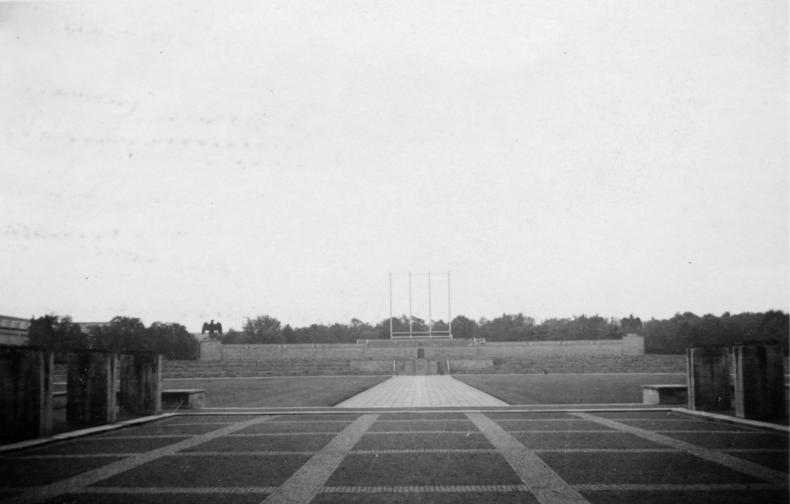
[642,384,687,405]
[643,383,789,411]
[53,389,206,410]
[161,389,205,410]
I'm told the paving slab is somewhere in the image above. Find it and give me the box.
[354,432,493,450]
[539,451,764,484]
[325,452,522,486]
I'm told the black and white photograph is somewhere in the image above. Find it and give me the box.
[1,1,787,503]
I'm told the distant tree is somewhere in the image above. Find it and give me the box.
[282,324,296,344]
[348,318,377,341]
[28,314,87,359]
[220,328,246,344]
[92,316,152,353]
[450,315,478,339]
[202,310,788,353]
[241,315,283,344]
[431,319,449,333]
[477,313,535,341]
[148,322,198,360]
[377,315,427,337]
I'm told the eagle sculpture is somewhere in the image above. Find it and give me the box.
[201,319,223,338]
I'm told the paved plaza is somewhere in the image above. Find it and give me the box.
[1,409,787,504]
[1,376,788,504]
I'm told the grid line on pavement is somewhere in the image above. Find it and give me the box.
[573,483,785,491]
[261,413,379,504]
[362,430,480,435]
[315,483,786,493]
[2,415,278,504]
[176,451,317,456]
[319,484,531,493]
[467,412,590,504]
[572,412,789,487]
[79,486,277,494]
[227,432,344,437]
[350,449,498,454]
[533,449,677,453]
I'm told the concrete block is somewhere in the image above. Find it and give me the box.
[162,389,205,409]
[642,384,687,405]
[687,346,731,411]
[0,346,53,440]
[200,340,222,361]
[119,353,162,415]
[67,350,117,425]
[732,344,785,420]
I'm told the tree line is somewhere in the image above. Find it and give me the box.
[26,310,787,359]
[27,315,199,361]
[221,310,788,354]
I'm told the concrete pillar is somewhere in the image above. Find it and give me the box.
[687,346,731,411]
[0,345,53,440]
[200,340,222,361]
[119,353,162,416]
[67,350,117,425]
[732,344,785,420]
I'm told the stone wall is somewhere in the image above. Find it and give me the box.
[203,335,644,361]
[448,359,495,371]
[350,360,394,373]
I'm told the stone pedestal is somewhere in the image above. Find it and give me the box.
[0,346,53,440]
[200,340,222,361]
[119,353,162,415]
[687,346,731,411]
[732,344,785,420]
[67,350,117,425]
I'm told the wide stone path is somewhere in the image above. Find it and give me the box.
[335,375,509,408]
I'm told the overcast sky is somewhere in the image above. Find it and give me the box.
[1,1,787,332]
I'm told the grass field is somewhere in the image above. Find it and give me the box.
[454,373,687,404]
[163,373,686,407]
[163,375,390,407]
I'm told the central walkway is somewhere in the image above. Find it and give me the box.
[335,375,509,407]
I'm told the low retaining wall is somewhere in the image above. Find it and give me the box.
[350,360,394,373]
[202,335,644,361]
[449,359,495,371]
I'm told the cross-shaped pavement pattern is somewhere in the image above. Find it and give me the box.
[1,409,787,504]
[0,376,788,503]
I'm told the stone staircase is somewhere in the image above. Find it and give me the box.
[453,354,688,374]
[161,359,377,378]
[164,354,690,378]
[54,354,691,380]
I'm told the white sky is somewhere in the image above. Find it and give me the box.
[1,0,787,332]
